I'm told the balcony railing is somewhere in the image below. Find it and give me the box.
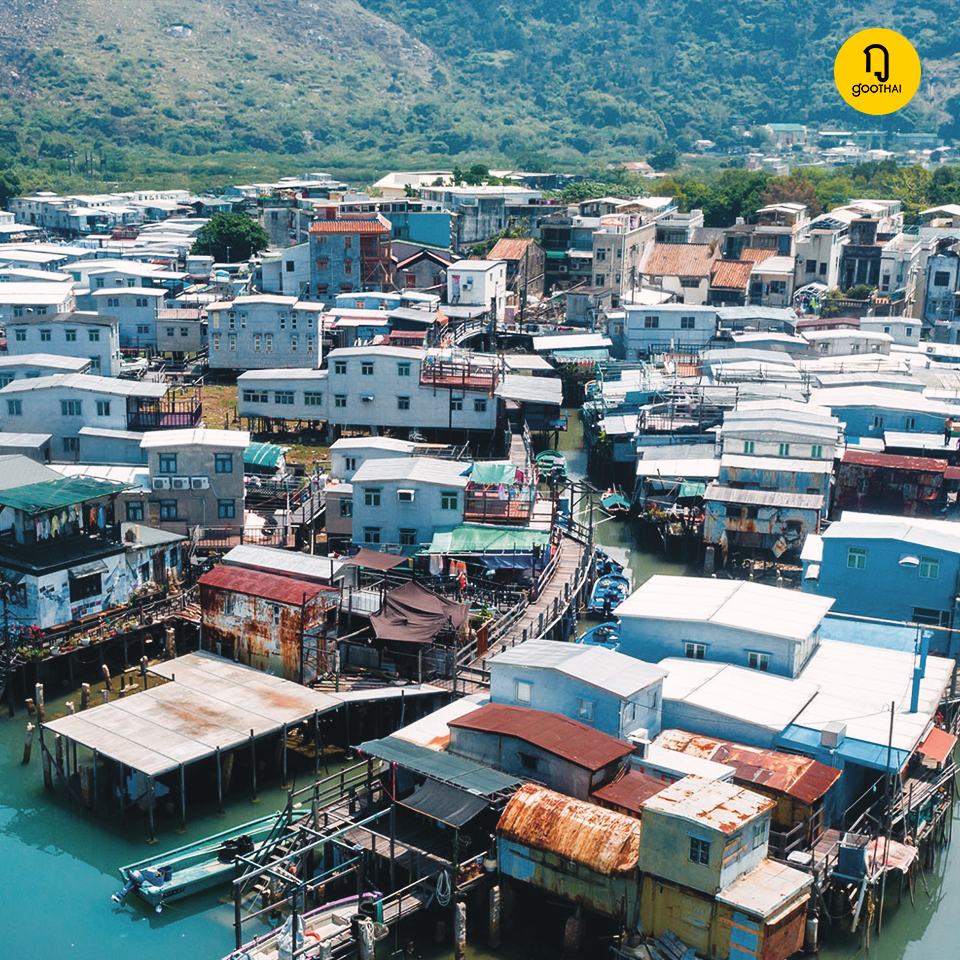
[420,357,500,392]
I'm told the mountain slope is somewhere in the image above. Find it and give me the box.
[0,0,956,183]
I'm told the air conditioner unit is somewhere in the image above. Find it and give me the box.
[191,477,210,490]
[360,395,374,403]
[397,489,415,502]
[171,477,190,490]
[151,477,171,491]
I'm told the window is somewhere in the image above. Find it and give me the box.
[135,298,149,308]
[304,391,323,406]
[811,445,823,458]
[69,572,102,603]
[805,259,816,273]
[65,329,77,342]
[286,260,295,272]
[596,248,607,262]
[363,526,381,544]
[95,276,105,288]
[0,374,11,388]
[344,236,352,249]
[254,334,262,352]
[229,336,236,351]
[274,390,294,405]
[688,837,711,866]
[6,399,21,416]
[441,491,459,510]
[166,327,176,337]
[519,752,539,772]
[748,652,771,672]
[107,298,119,308]
[339,499,353,517]
[62,437,79,454]
[361,361,374,376]
[919,556,940,579]
[180,327,189,338]
[474,398,487,413]
[334,394,347,408]
[217,499,236,519]
[272,604,281,625]
[515,681,532,704]
[680,316,696,329]
[158,453,178,474]
[40,329,51,342]
[576,698,596,723]
[743,440,755,454]
[215,453,233,474]
[819,263,827,276]
[847,547,866,570]
[595,274,605,286]
[450,397,463,412]
[243,390,268,403]
[265,334,273,354]
[61,399,82,416]
[364,487,381,507]
[753,820,768,850]
[334,360,347,375]
[13,329,25,342]
[913,607,950,627]
[316,258,330,270]
[905,417,916,431]
[159,500,179,520]
[344,259,353,275]
[212,333,221,351]
[125,501,145,522]
[873,415,884,429]
[397,362,411,377]
[290,336,298,352]
[680,277,700,288]
[934,271,951,287]
[89,356,101,373]
[685,642,706,660]
[399,528,417,546]
[136,325,150,335]
[644,315,659,328]
[397,396,411,410]
[344,457,358,471]
[96,400,110,416]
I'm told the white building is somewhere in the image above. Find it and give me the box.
[0,281,77,323]
[5,311,122,376]
[447,260,507,319]
[330,437,419,480]
[620,303,718,357]
[76,287,167,350]
[349,456,471,551]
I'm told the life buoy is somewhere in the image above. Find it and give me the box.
[304,931,321,941]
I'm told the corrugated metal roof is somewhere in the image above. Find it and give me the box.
[618,576,833,642]
[497,783,640,876]
[823,513,960,553]
[198,565,333,605]
[590,770,667,814]
[656,730,840,802]
[223,544,343,582]
[0,353,90,371]
[532,333,613,352]
[393,694,488,751]
[918,727,957,766]
[495,374,563,406]
[449,703,634,772]
[884,431,953,451]
[140,427,250,450]
[840,450,947,472]
[331,437,416,453]
[0,454,61,489]
[705,482,824,511]
[644,243,716,278]
[488,238,538,262]
[239,369,327,383]
[640,774,774,834]
[357,735,521,796]
[0,373,167,398]
[635,458,721,480]
[721,453,833,474]
[0,475,135,513]
[351,456,471,487]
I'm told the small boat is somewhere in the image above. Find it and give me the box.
[593,548,624,577]
[586,573,631,616]
[113,811,291,913]
[536,449,567,478]
[576,620,621,650]
[600,489,631,519]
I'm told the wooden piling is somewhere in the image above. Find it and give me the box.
[250,729,258,803]
[35,683,44,722]
[80,683,90,711]
[102,665,112,691]
[65,701,75,715]
[101,689,109,705]
[489,885,502,948]
[216,746,224,814]
[21,723,34,765]
[24,698,36,717]
[141,656,149,690]
[454,901,467,960]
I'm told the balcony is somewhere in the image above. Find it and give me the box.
[420,357,500,392]
[463,486,536,525]
[0,526,125,575]
[127,391,202,430]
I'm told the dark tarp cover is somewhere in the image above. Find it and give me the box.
[399,778,489,828]
[370,581,469,644]
[344,547,410,572]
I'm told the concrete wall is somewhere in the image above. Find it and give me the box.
[6,319,121,376]
[622,304,718,357]
[209,298,322,370]
[351,477,464,551]
[80,289,165,349]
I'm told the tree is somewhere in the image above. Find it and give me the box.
[191,213,270,262]
[0,168,21,208]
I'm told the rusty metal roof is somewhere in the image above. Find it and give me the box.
[656,730,841,804]
[640,774,775,834]
[840,450,948,472]
[590,770,668,815]
[497,783,640,876]
[198,564,335,606]
[488,238,538,262]
[711,260,753,290]
[449,703,634,771]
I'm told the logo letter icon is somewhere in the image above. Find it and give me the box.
[864,43,889,82]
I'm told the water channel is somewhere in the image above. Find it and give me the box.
[0,412,954,959]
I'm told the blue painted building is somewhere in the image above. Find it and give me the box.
[617,576,833,678]
[487,639,666,740]
[809,386,960,441]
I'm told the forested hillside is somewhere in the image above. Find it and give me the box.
[0,0,956,188]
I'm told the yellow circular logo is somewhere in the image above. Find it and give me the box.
[834,28,921,115]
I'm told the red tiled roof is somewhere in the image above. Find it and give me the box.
[488,238,538,262]
[740,247,777,263]
[711,260,753,290]
[199,565,332,605]
[643,243,716,279]
[449,703,634,771]
[841,450,948,472]
[309,214,390,235]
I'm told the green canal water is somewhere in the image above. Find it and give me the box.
[0,412,956,959]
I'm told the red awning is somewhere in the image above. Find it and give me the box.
[918,727,957,767]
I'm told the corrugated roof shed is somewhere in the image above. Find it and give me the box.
[715,859,812,918]
[351,456,471,487]
[0,373,167,398]
[495,374,563,406]
[704,483,824,511]
[198,565,333,605]
[488,237,539,261]
[140,427,250,450]
[840,450,948,472]
[640,774,774,833]
[449,703,634,771]
[590,770,668,814]
[425,524,550,554]
[222,544,344,582]
[0,475,135,513]
[644,243,716,278]
[497,783,640,876]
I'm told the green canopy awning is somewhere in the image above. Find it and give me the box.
[679,481,707,499]
[424,524,550,554]
[0,476,134,515]
[244,441,287,470]
[470,462,518,486]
